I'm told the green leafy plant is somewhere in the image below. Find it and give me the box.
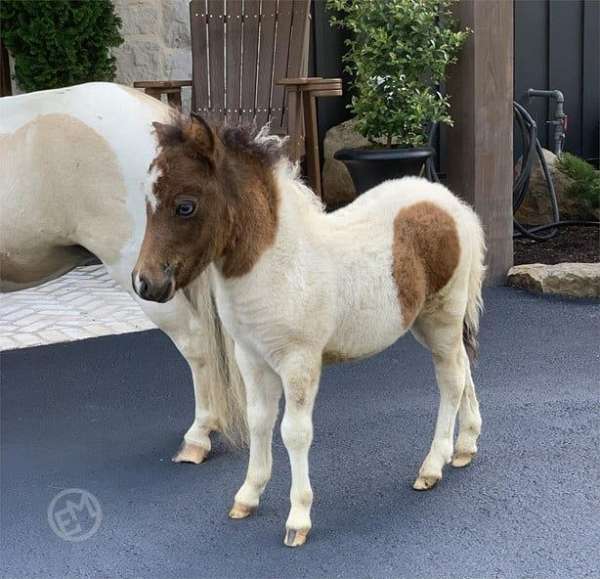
[0,0,123,92]
[328,0,468,147]
[557,153,600,210]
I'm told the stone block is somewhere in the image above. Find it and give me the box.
[507,263,600,299]
[162,0,191,48]
[116,0,160,36]
[113,40,166,86]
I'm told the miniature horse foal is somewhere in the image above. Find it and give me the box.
[133,115,486,547]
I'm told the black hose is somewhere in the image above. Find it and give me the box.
[512,101,599,240]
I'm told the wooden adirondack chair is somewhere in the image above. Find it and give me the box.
[134,0,341,197]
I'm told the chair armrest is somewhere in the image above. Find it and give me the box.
[133,80,193,108]
[133,80,193,89]
[276,77,326,86]
[277,77,342,94]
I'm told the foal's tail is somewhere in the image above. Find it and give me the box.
[463,209,487,363]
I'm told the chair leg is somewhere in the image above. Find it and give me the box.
[302,91,321,197]
[286,87,305,163]
[167,89,182,109]
[145,88,163,101]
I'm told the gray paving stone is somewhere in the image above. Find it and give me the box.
[0,265,155,351]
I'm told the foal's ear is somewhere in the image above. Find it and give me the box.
[189,112,214,150]
[188,113,223,166]
[152,121,184,147]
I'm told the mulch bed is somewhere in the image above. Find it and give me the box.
[514,225,599,265]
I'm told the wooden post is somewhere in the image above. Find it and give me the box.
[446,0,514,286]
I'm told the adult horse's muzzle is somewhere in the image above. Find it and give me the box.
[131,267,175,303]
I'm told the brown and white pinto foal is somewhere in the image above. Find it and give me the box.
[133,115,486,547]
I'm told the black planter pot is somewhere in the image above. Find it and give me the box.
[334,146,434,195]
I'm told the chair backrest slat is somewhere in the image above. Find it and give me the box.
[269,0,294,133]
[240,0,261,125]
[225,0,243,125]
[288,0,310,79]
[207,0,226,119]
[190,0,311,133]
[255,0,277,130]
[190,1,210,113]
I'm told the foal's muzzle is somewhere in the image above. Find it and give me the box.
[132,269,175,303]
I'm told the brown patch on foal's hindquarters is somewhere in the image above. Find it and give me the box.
[392,202,460,327]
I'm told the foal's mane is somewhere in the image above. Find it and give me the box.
[225,122,326,214]
[219,123,288,168]
[156,112,288,167]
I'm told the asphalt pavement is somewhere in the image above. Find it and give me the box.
[1,287,599,578]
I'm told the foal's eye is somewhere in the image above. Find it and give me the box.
[175,201,196,218]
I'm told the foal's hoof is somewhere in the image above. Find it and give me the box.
[228,502,256,520]
[451,452,475,468]
[284,528,310,548]
[413,474,440,491]
[172,441,209,464]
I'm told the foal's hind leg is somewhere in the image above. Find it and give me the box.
[411,313,467,490]
[452,352,482,468]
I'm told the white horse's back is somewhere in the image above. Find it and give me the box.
[0,82,166,132]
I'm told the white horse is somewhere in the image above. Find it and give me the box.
[0,83,247,459]
[133,115,486,547]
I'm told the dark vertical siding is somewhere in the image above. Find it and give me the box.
[582,0,600,164]
[549,0,583,155]
[514,0,550,145]
[311,1,351,148]
[514,0,599,164]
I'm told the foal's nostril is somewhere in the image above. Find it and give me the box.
[132,270,173,303]
[138,275,149,298]
[132,270,149,298]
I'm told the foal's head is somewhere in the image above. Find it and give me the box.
[132,115,234,302]
[133,115,281,302]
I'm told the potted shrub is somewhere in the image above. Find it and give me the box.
[329,0,469,193]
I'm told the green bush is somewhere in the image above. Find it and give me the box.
[0,0,123,92]
[557,153,600,210]
[328,0,468,147]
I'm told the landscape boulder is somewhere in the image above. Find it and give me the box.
[507,263,600,299]
[515,149,599,224]
[321,119,370,207]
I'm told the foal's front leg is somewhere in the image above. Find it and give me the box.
[229,345,282,518]
[278,353,322,547]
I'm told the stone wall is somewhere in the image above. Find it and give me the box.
[113,0,193,110]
